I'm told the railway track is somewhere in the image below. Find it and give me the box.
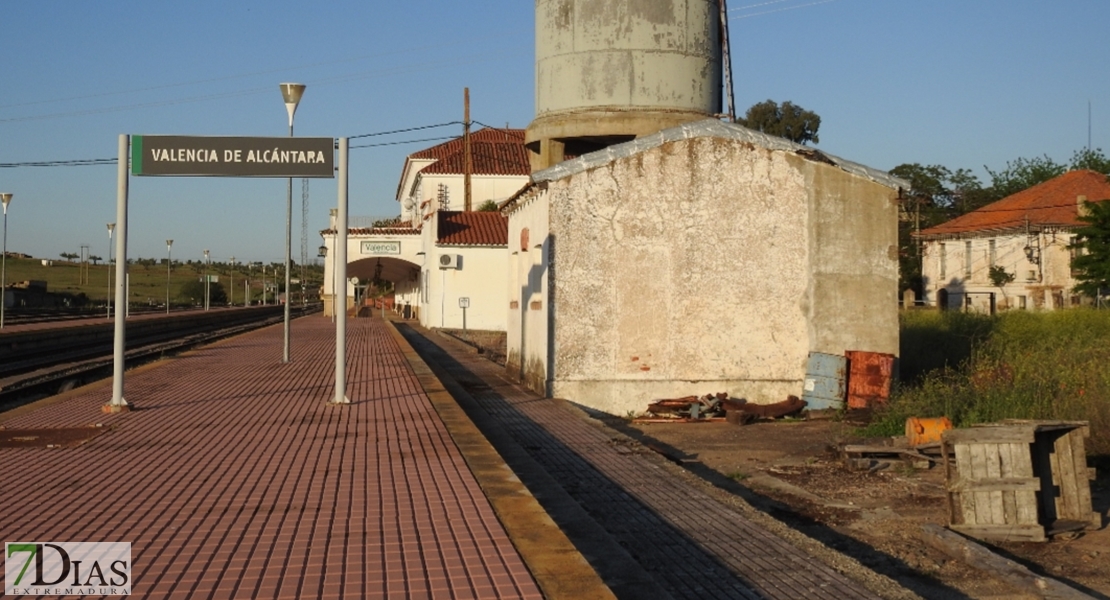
[0,304,320,411]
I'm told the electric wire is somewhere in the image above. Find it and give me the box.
[0,121,465,166]
[729,0,796,12]
[0,41,484,111]
[350,136,458,149]
[469,121,525,138]
[349,122,461,140]
[0,52,512,124]
[730,0,836,20]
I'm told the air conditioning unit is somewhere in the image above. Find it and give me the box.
[438,254,462,269]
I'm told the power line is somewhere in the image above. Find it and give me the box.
[349,122,461,140]
[350,136,458,150]
[469,121,525,138]
[0,43,473,111]
[730,0,836,20]
[0,121,463,166]
[729,0,795,12]
[0,52,512,125]
[0,158,117,168]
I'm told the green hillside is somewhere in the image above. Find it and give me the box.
[2,257,322,307]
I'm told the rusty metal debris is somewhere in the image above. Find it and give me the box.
[634,393,807,424]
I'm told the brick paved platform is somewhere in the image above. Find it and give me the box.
[395,323,914,600]
[0,317,547,599]
[2,315,914,600]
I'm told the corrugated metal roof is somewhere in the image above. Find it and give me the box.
[530,119,908,190]
[917,169,1110,239]
[436,211,508,246]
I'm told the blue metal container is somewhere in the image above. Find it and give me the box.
[802,352,847,410]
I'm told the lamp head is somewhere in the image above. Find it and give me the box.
[166,239,173,249]
[318,245,328,257]
[279,83,306,128]
[107,222,116,235]
[0,193,11,213]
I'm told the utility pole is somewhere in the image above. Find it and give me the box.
[464,87,472,212]
[80,245,90,284]
[719,0,735,122]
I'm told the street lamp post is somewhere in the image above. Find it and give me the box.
[165,240,173,314]
[280,82,305,364]
[0,193,11,330]
[203,249,210,311]
[318,244,331,321]
[262,264,268,306]
[107,223,115,319]
[229,257,236,307]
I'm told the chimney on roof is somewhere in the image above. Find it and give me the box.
[329,208,338,229]
[1077,195,1089,218]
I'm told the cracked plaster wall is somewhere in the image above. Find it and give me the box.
[527,135,897,415]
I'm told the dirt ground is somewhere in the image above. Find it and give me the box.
[604,417,1110,599]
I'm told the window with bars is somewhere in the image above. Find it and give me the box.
[964,240,972,279]
[939,243,947,279]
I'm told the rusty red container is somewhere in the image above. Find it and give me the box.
[845,350,895,409]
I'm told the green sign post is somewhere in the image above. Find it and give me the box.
[109,134,348,414]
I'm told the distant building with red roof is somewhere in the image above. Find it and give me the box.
[318,133,515,329]
[918,169,1110,311]
[395,128,530,224]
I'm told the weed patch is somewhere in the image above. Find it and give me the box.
[871,310,1110,455]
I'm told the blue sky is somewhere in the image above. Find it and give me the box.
[2,0,1107,264]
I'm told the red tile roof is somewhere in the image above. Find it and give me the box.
[320,226,421,235]
[918,170,1110,239]
[411,128,530,176]
[436,211,508,246]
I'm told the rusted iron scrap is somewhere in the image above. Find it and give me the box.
[638,392,730,422]
[635,393,807,424]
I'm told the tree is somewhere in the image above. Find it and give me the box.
[1069,199,1110,298]
[737,100,820,145]
[60,252,78,262]
[889,163,987,295]
[179,280,227,306]
[476,200,498,212]
[88,255,102,265]
[984,155,1066,202]
[988,265,1016,306]
[1069,147,1110,175]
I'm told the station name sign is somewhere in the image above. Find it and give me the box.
[131,135,334,178]
[361,241,401,255]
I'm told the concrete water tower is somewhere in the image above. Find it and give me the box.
[526,0,723,171]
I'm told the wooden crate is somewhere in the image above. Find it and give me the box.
[941,420,1099,542]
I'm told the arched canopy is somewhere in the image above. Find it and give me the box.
[347,256,420,285]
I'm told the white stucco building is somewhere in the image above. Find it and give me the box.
[917,169,1110,312]
[397,128,533,224]
[417,211,509,330]
[501,119,905,415]
[319,127,528,329]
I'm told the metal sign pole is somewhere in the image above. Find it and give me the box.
[108,134,130,411]
[331,137,350,404]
